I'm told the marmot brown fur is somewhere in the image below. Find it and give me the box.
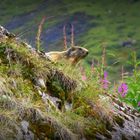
[45,46,88,64]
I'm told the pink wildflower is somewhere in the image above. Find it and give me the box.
[101,71,110,89]
[82,75,87,81]
[138,101,140,107]
[118,83,128,97]
[101,79,110,89]
[104,71,108,79]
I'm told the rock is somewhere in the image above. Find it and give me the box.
[65,101,73,111]
[20,121,34,140]
[103,93,140,140]
[42,92,62,110]
[35,78,46,89]
[0,25,15,39]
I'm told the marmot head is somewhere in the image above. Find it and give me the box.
[65,46,89,64]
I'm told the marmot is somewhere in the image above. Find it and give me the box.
[45,24,89,64]
[45,46,88,65]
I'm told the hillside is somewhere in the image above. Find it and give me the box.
[0,25,140,140]
[1,0,140,79]
[1,1,140,139]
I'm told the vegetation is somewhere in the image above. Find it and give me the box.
[120,52,140,112]
[1,0,140,80]
[1,0,140,139]
[0,38,114,139]
[0,35,140,139]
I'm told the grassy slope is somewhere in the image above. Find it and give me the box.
[1,0,140,78]
[0,38,113,139]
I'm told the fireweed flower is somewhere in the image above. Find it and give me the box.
[82,75,87,81]
[118,83,128,97]
[138,101,140,107]
[100,71,110,89]
[101,79,110,89]
[104,71,108,79]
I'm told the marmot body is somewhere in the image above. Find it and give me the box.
[45,46,88,64]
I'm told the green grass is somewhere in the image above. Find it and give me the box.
[0,38,115,139]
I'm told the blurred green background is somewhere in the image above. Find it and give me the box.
[1,0,140,80]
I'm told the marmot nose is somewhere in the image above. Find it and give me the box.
[86,51,89,55]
